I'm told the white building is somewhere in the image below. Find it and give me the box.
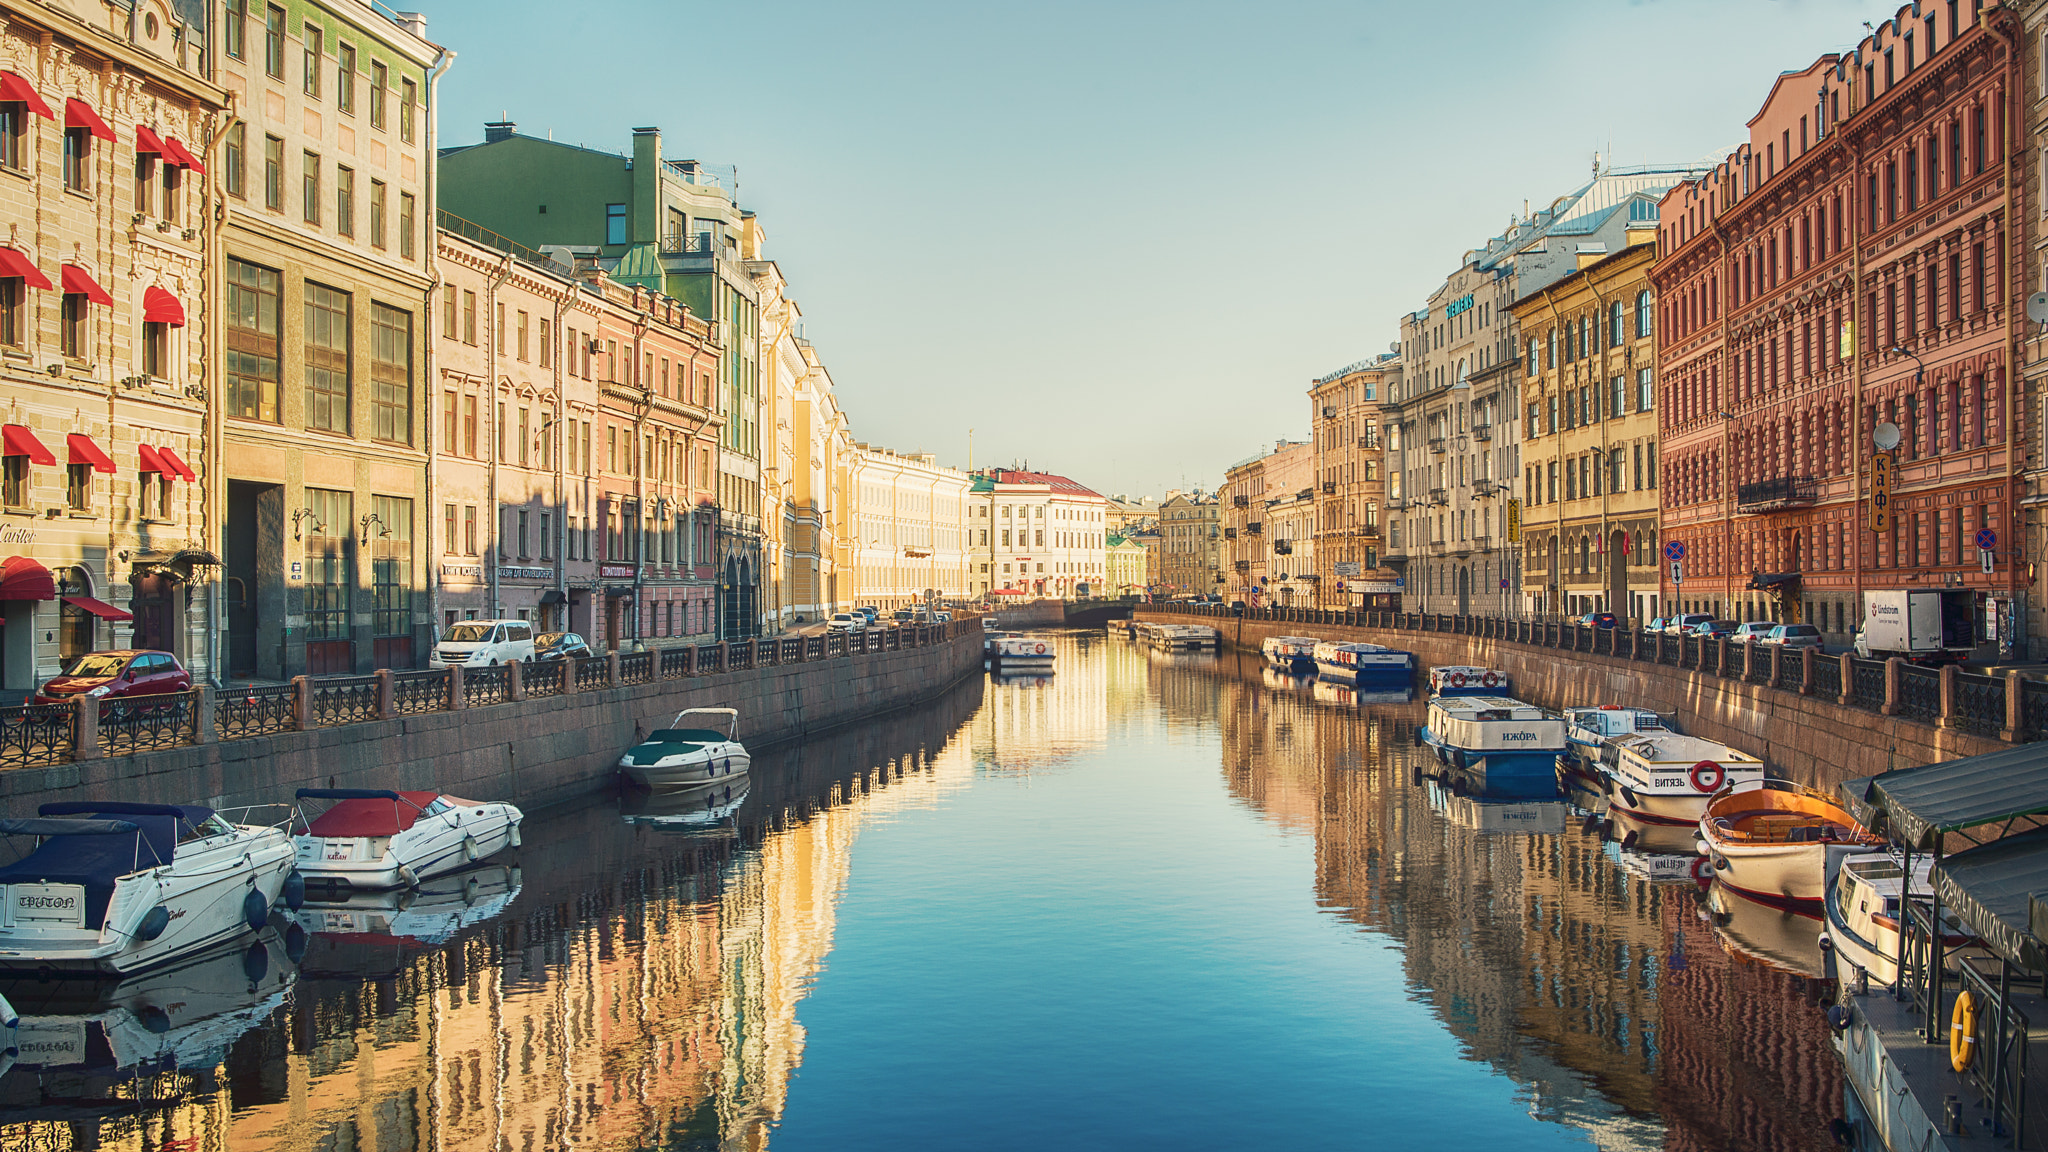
[849,446,972,609]
[974,469,1110,599]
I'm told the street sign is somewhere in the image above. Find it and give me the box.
[1983,549,1996,574]
[1333,561,1362,577]
[1506,499,1522,544]
[1869,451,1896,533]
[1664,540,1686,562]
[1977,528,1998,551]
[1670,561,1683,585]
[1394,577,1406,588]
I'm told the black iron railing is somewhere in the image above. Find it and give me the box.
[218,684,299,739]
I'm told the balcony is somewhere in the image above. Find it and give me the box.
[1428,437,1447,454]
[1297,488,1314,501]
[1736,475,1818,513]
[1472,423,1492,441]
[1471,480,1500,499]
[1322,405,1338,418]
[1234,560,1251,573]
[1427,489,1448,506]
[1321,482,1337,495]
[1247,523,1263,535]
[1385,496,1408,511]
[1273,541,1293,556]
[1356,524,1382,539]
[1473,535,1493,554]
[1358,435,1379,449]
[1233,495,1250,508]
[1223,527,1238,539]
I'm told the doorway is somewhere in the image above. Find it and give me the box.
[1456,566,1470,616]
[1607,530,1628,620]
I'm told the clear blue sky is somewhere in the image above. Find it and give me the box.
[430,0,1879,497]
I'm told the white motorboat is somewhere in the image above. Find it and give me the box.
[1559,704,1673,783]
[1261,636,1319,674]
[293,790,523,892]
[1427,666,1509,696]
[1603,733,1764,828]
[1696,779,1883,906]
[618,707,752,789]
[1820,851,1979,988]
[988,633,1056,667]
[0,802,296,975]
[1312,641,1415,687]
[1418,695,1567,799]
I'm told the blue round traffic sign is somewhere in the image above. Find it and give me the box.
[1664,541,1686,562]
[1976,528,1997,551]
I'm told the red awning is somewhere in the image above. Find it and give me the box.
[1,424,54,465]
[0,248,50,290]
[63,98,114,143]
[62,595,130,621]
[0,556,54,602]
[66,434,113,474]
[142,286,185,327]
[160,136,204,173]
[156,447,195,481]
[60,265,111,307]
[0,73,53,120]
[134,125,164,155]
[138,444,165,473]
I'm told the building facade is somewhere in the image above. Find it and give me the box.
[1310,357,1400,609]
[1156,491,1219,597]
[975,468,1108,598]
[1652,8,2022,650]
[1104,532,1147,596]
[849,446,970,609]
[0,0,226,689]
[1512,235,1664,621]
[1222,441,1308,606]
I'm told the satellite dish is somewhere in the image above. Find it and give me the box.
[1389,341,1400,353]
[1874,422,1902,452]
[2029,291,2048,324]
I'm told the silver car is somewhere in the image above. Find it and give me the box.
[1763,623,1826,651]
[1729,621,1775,645]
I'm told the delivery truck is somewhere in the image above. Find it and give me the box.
[1854,589,1977,664]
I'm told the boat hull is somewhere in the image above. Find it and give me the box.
[622,750,753,790]
[295,806,522,892]
[1421,732,1565,800]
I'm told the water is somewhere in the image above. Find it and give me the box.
[0,631,1843,1150]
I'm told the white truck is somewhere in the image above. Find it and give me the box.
[1855,589,1977,664]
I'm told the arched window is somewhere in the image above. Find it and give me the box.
[1635,290,1654,338]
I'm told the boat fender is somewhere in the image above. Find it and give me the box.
[242,889,270,932]
[1581,812,1602,833]
[1412,726,1425,748]
[1817,933,1834,953]
[1619,786,1641,809]
[1451,749,1467,771]
[135,905,171,941]
[283,872,306,910]
[462,835,480,863]
[1825,1005,1852,1033]
[1951,990,1979,1072]
[509,822,522,849]
[285,923,308,964]
[242,940,270,984]
[1450,777,1467,797]
[397,863,419,888]
[139,1006,173,1034]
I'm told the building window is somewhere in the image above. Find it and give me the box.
[516,509,529,557]
[538,318,550,368]
[461,290,476,343]
[398,192,416,259]
[135,151,155,215]
[1636,368,1655,412]
[463,396,477,456]
[369,179,386,247]
[1,456,24,507]
[219,122,243,197]
[0,102,25,171]
[0,278,20,347]
[264,5,285,78]
[517,311,529,360]
[62,126,90,193]
[370,62,387,129]
[301,151,320,224]
[304,282,351,433]
[302,22,322,97]
[337,44,356,114]
[463,504,477,554]
[65,462,89,511]
[371,495,412,644]
[1610,375,1625,417]
[60,291,86,358]
[143,320,169,378]
[517,406,529,465]
[400,78,416,143]
[605,203,627,246]
[303,488,351,640]
[226,258,281,421]
[263,134,283,209]
[224,0,245,58]
[1635,290,1653,338]
[371,303,412,444]
[335,166,354,236]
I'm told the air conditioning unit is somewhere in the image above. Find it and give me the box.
[586,338,603,354]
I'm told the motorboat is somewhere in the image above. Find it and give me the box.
[984,627,1022,657]
[1419,695,1567,799]
[0,802,296,975]
[988,633,1056,667]
[1261,636,1319,674]
[1312,641,1415,688]
[291,863,522,979]
[1695,779,1883,906]
[1821,850,1978,988]
[1603,733,1765,828]
[618,707,751,790]
[1559,704,1673,783]
[1145,624,1217,651]
[293,790,523,892]
[1427,666,1509,696]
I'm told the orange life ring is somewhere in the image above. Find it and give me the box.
[1451,672,1466,687]
[1689,760,1726,793]
[1035,643,1047,654]
[1482,671,1498,687]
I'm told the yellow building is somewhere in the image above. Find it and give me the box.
[1157,491,1220,596]
[1309,357,1402,609]
[1510,235,1663,620]
[1105,532,1147,596]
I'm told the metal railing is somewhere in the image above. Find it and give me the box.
[574,656,610,690]
[0,702,74,766]
[464,666,509,708]
[99,691,197,754]
[619,652,655,684]
[1849,659,1887,711]
[1895,665,1941,721]
[218,684,298,739]
[660,648,693,678]
[525,660,566,698]
[1811,655,1842,699]
[1952,672,2006,736]
[394,669,448,714]
[310,676,380,728]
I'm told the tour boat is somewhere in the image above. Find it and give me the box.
[618,707,752,790]
[1418,695,1568,799]
[1146,624,1217,651]
[0,802,297,975]
[1695,779,1883,906]
[1559,704,1673,783]
[1312,641,1415,688]
[1821,851,1978,988]
[1261,636,1320,674]
[1427,666,1508,696]
[984,628,1020,656]
[988,634,1056,667]
[293,790,523,892]
[1602,733,1765,827]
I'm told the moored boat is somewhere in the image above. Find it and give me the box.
[1559,704,1672,783]
[1261,636,1319,674]
[1603,733,1764,827]
[618,707,751,790]
[1312,641,1414,687]
[1427,666,1508,696]
[1145,624,1217,651]
[293,790,523,892]
[1418,695,1567,799]
[1696,779,1883,906]
[988,633,1056,667]
[1820,850,1978,988]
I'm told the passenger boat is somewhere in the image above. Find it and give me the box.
[1695,779,1883,906]
[1312,641,1415,687]
[1427,666,1508,696]
[1146,624,1217,651]
[984,627,1019,656]
[1559,704,1672,783]
[618,707,751,790]
[1418,695,1568,799]
[1261,636,1319,674]
[988,633,1056,667]
[293,790,523,892]
[1820,851,1978,988]
[1603,733,1765,827]
[0,802,296,975]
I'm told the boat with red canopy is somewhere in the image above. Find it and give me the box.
[292,789,522,892]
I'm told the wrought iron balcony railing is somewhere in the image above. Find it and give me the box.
[1736,475,1817,513]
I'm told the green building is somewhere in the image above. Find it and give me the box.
[438,123,764,638]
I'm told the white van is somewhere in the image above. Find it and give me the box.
[430,619,537,668]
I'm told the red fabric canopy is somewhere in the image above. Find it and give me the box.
[134,125,164,155]
[66,433,113,474]
[138,444,165,474]
[2,424,54,465]
[0,248,50,290]
[160,136,204,173]
[156,447,195,481]
[306,792,440,838]
[0,73,53,120]
[0,557,54,602]
[62,98,114,143]
[62,595,130,621]
[60,265,111,307]
[142,286,184,326]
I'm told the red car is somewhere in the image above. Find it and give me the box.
[33,650,191,706]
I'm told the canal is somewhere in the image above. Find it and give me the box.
[0,630,1843,1150]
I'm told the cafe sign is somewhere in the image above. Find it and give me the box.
[599,564,636,579]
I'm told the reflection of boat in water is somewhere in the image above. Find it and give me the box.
[1263,666,1315,691]
[291,863,522,978]
[1311,680,1413,707]
[990,667,1058,687]
[1432,787,1567,835]
[0,928,294,1082]
[1603,811,1714,885]
[1704,881,1825,977]
[621,778,750,831]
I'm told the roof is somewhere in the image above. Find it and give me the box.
[1933,826,2048,970]
[1837,742,2048,850]
[983,469,1103,499]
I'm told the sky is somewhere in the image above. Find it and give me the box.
[428,0,1884,498]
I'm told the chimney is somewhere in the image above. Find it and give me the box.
[393,10,427,36]
[484,121,515,144]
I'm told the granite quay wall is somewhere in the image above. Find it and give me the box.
[990,600,1066,627]
[0,620,986,818]
[1137,606,2019,791]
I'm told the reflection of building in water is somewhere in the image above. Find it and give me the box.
[974,632,1114,773]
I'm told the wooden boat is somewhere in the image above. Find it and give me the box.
[1603,733,1765,827]
[1695,779,1883,906]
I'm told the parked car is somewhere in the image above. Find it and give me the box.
[1579,612,1619,629]
[430,619,537,668]
[1663,613,1715,635]
[1684,619,1739,639]
[1729,621,1776,645]
[934,611,953,622]
[858,606,880,622]
[1645,616,1667,632]
[893,609,915,623]
[827,612,866,633]
[532,632,593,662]
[33,650,190,707]
[1763,623,1826,651]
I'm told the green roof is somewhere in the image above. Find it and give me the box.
[612,243,666,293]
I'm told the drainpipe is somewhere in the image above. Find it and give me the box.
[550,289,568,626]
[1990,7,2023,658]
[484,251,512,620]
[422,45,454,649]
[201,93,237,688]
[630,303,650,646]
